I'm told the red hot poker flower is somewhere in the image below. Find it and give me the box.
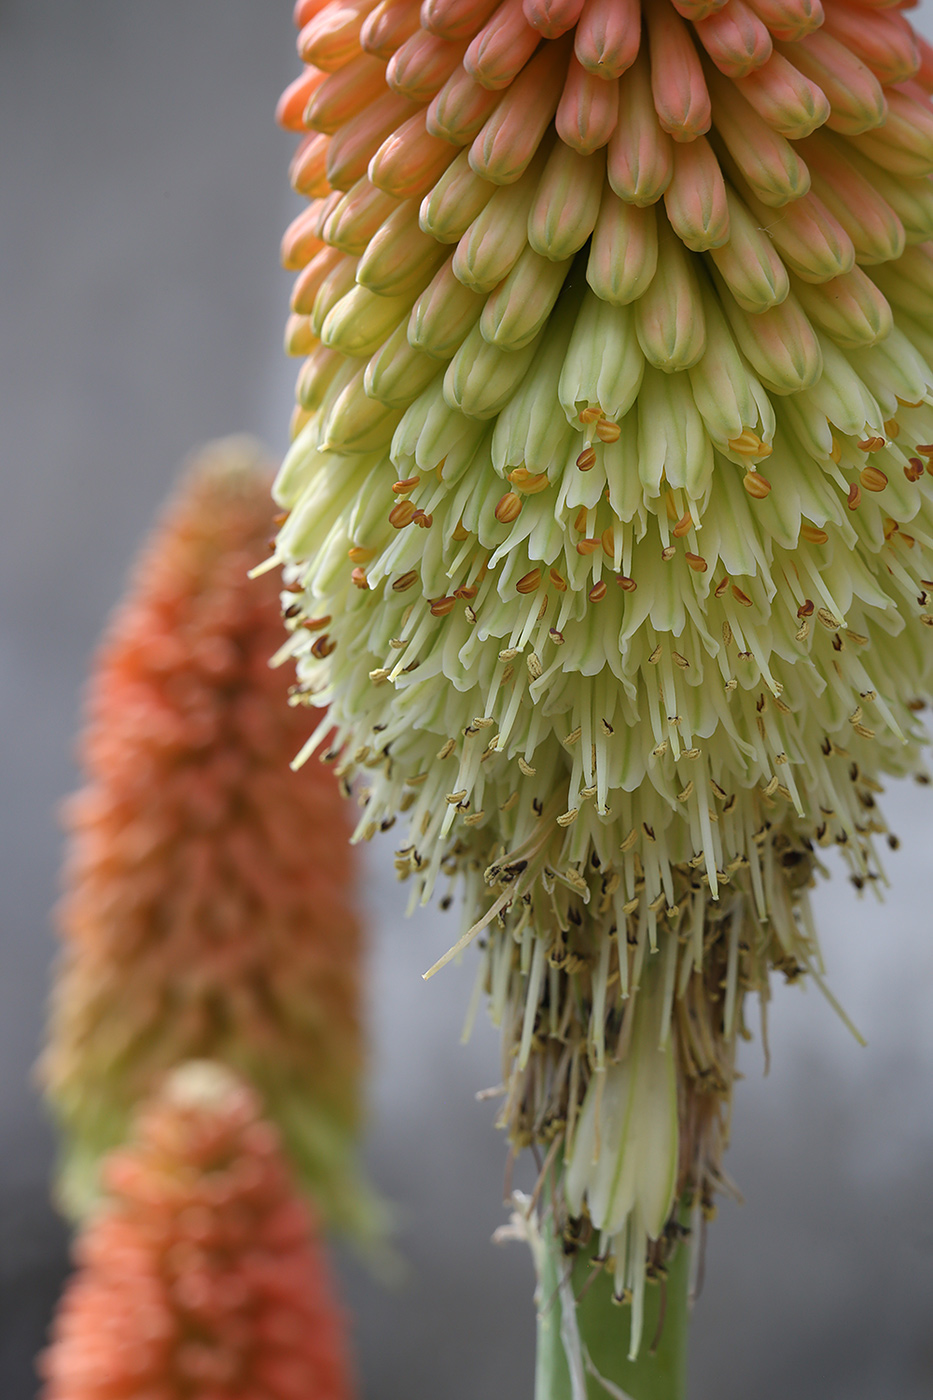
[38,1062,355,1400]
[42,438,370,1236]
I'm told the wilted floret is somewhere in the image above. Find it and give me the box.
[38,1063,354,1400]
[272,0,933,1348]
[43,439,368,1235]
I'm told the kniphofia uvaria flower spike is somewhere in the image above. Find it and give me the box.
[43,440,372,1239]
[270,0,933,1385]
[38,1063,355,1400]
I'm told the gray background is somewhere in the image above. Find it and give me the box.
[2,3,932,1395]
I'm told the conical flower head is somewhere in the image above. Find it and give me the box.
[43,438,369,1235]
[273,0,933,1334]
[38,1062,355,1400]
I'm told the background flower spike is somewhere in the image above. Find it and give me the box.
[43,439,377,1242]
[38,1064,355,1400]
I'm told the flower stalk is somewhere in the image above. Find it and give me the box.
[535,1213,691,1400]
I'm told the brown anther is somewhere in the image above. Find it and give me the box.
[495,491,523,524]
[882,516,898,540]
[796,599,814,618]
[516,568,542,594]
[601,527,615,556]
[800,524,828,544]
[389,500,418,528]
[549,627,565,644]
[576,537,600,555]
[588,580,607,602]
[452,520,470,541]
[453,584,478,599]
[347,545,375,563]
[616,575,637,592]
[392,571,418,592]
[743,471,771,499]
[685,553,708,573]
[430,596,456,616]
[847,483,861,510]
[392,476,421,495]
[859,465,888,492]
[415,511,433,528]
[576,447,597,471]
[905,458,924,482]
[883,419,900,439]
[714,577,729,598]
[350,567,369,589]
[672,512,692,538]
[301,615,332,631]
[829,435,842,464]
[731,584,753,607]
[579,405,602,424]
[549,567,567,591]
[283,581,303,593]
[283,603,300,619]
[595,418,621,444]
[728,429,771,458]
[508,467,549,494]
[661,545,676,562]
[857,436,885,453]
[573,507,588,533]
[273,511,289,526]
[916,444,933,457]
[310,635,336,658]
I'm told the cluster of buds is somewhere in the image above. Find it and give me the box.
[43,440,370,1237]
[271,0,933,1351]
[38,1063,354,1400]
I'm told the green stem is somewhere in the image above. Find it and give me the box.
[534,1218,690,1400]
